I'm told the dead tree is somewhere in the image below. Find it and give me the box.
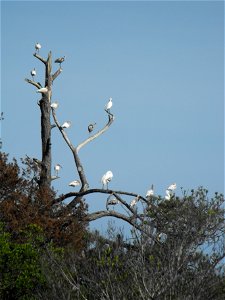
[24,45,167,242]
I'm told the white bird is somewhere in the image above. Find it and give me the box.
[106,198,120,210]
[167,183,177,191]
[30,68,36,80]
[51,102,59,109]
[54,164,62,176]
[36,87,48,94]
[35,43,41,53]
[51,175,60,181]
[105,97,113,112]
[165,189,171,200]
[130,196,140,208]
[88,123,96,133]
[101,170,113,189]
[146,184,154,198]
[55,56,65,67]
[69,180,81,187]
[61,121,71,129]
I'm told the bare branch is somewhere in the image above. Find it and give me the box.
[33,52,47,64]
[51,108,89,190]
[24,78,42,89]
[53,188,147,205]
[51,108,75,152]
[52,68,63,81]
[76,112,115,153]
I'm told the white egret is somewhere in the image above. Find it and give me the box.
[35,43,41,53]
[54,164,62,176]
[146,184,154,198]
[55,56,65,67]
[88,122,96,133]
[36,87,48,94]
[165,189,171,200]
[61,121,71,129]
[51,102,59,109]
[106,198,120,210]
[130,196,140,208]
[105,97,113,112]
[101,170,113,189]
[30,68,36,80]
[167,183,177,191]
[69,180,81,187]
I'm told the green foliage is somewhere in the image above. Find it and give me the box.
[0,222,46,300]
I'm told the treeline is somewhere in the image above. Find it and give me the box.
[0,152,224,299]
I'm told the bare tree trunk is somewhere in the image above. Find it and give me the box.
[39,52,52,188]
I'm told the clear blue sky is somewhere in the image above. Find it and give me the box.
[1,1,224,235]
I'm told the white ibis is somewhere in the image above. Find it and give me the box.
[130,196,140,208]
[106,198,120,210]
[54,164,62,176]
[61,121,71,129]
[51,102,59,109]
[146,184,154,198]
[101,170,113,189]
[30,68,36,80]
[36,87,48,94]
[35,43,41,53]
[69,180,81,187]
[167,183,177,191]
[105,97,113,112]
[55,56,65,67]
[88,123,96,133]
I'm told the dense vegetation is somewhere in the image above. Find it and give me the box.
[0,152,224,299]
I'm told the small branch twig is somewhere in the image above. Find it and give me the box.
[52,68,63,81]
[76,112,114,153]
[33,53,47,64]
[24,78,42,89]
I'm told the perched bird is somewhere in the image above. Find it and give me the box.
[130,196,140,208]
[69,180,81,187]
[106,198,120,210]
[55,56,65,67]
[88,123,96,133]
[36,87,48,94]
[61,121,71,129]
[51,175,60,181]
[51,102,59,109]
[105,97,113,112]
[167,183,177,191]
[101,170,113,189]
[146,184,154,198]
[165,189,171,200]
[30,68,36,80]
[35,43,41,53]
[54,164,62,176]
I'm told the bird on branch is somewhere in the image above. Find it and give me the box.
[165,183,177,200]
[54,164,62,176]
[61,121,71,129]
[88,122,96,133]
[105,97,113,113]
[69,180,81,187]
[36,87,48,94]
[30,68,36,80]
[146,184,154,198]
[101,170,113,189]
[106,197,120,210]
[35,42,41,53]
[55,56,65,67]
[130,196,140,208]
[51,102,59,109]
